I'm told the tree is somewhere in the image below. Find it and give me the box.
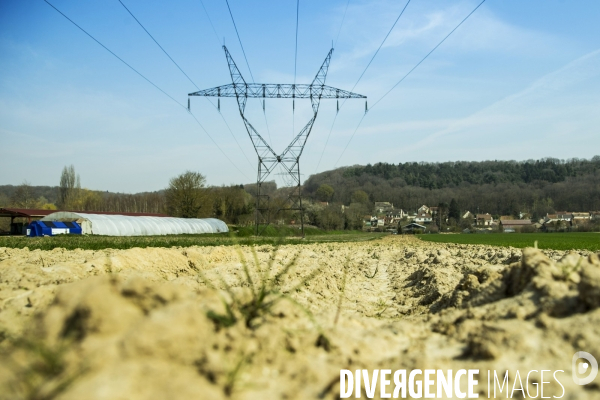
[165,171,209,218]
[449,198,460,221]
[318,205,344,230]
[58,165,80,209]
[11,181,36,208]
[351,190,369,206]
[316,184,334,202]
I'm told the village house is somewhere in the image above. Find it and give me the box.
[417,205,430,214]
[415,212,432,224]
[374,202,394,213]
[384,209,409,225]
[556,212,572,221]
[462,211,474,221]
[572,212,591,221]
[476,213,493,226]
[544,212,572,224]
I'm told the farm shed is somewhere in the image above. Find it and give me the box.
[0,208,57,235]
[42,212,228,236]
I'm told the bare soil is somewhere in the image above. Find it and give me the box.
[1,236,599,399]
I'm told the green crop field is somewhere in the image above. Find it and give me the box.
[0,227,385,251]
[417,232,600,251]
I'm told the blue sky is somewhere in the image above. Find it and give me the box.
[1,0,599,192]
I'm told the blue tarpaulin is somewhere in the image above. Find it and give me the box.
[27,220,82,237]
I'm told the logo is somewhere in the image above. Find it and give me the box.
[572,351,598,385]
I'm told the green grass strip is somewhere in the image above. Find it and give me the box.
[417,232,600,252]
[0,230,385,251]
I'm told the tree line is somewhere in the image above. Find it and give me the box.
[303,157,600,220]
[0,166,254,227]
[2,157,599,232]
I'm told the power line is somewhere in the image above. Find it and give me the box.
[334,0,350,48]
[224,0,255,82]
[43,0,183,108]
[294,0,299,86]
[116,0,254,169]
[293,0,300,139]
[117,0,199,90]
[223,0,273,146]
[199,0,222,45]
[314,0,411,173]
[42,0,251,181]
[333,0,487,168]
[372,0,487,109]
[349,0,411,95]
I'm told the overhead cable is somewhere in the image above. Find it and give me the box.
[334,0,350,48]
[293,0,300,139]
[117,0,199,90]
[42,0,251,181]
[333,0,488,168]
[223,0,273,147]
[224,0,255,82]
[314,0,411,173]
[199,0,222,45]
[117,0,254,168]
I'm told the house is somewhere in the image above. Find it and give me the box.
[417,205,430,214]
[476,213,494,226]
[555,212,572,222]
[591,212,600,221]
[499,215,515,221]
[415,213,432,224]
[374,202,394,213]
[501,219,533,232]
[462,211,474,220]
[545,212,572,223]
[572,212,591,221]
[386,209,409,224]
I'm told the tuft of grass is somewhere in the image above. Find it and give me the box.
[199,245,322,330]
[2,336,84,400]
[333,262,348,327]
[223,354,249,397]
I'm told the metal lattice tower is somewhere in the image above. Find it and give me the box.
[189,46,366,236]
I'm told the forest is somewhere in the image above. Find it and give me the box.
[302,157,600,219]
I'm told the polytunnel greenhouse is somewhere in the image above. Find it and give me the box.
[41,212,228,236]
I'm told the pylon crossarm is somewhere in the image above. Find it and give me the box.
[188,84,365,99]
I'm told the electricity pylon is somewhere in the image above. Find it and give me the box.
[189,46,366,236]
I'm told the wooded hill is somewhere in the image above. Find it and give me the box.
[303,157,600,218]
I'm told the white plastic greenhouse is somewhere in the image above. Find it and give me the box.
[41,212,228,236]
